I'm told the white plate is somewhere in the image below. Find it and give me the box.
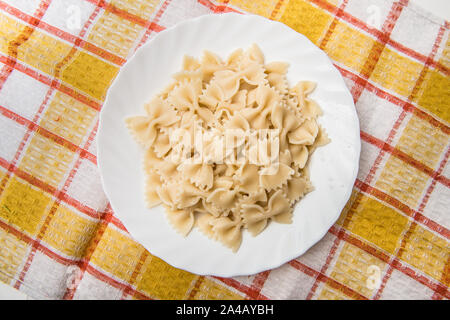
[97,13,360,277]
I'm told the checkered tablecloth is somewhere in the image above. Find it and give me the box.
[0,0,448,300]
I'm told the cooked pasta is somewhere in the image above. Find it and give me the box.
[126,44,329,252]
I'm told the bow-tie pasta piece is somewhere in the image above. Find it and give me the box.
[165,207,195,237]
[211,213,243,252]
[265,61,289,95]
[144,171,162,208]
[126,97,179,148]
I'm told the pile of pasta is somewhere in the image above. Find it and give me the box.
[126,44,329,252]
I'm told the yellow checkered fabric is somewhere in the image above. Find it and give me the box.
[0,0,448,300]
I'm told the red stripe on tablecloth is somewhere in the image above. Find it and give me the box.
[318,0,349,50]
[0,54,102,111]
[136,0,171,49]
[80,41,126,66]
[0,54,51,86]
[309,0,449,76]
[417,148,450,216]
[110,214,127,232]
[197,0,241,13]
[212,276,269,300]
[187,276,205,300]
[0,1,126,66]
[83,0,165,30]
[0,0,52,89]
[328,226,390,263]
[386,37,449,76]
[270,0,285,20]
[121,250,150,299]
[408,22,447,103]
[343,11,449,77]
[0,105,97,165]
[432,292,445,300]
[0,61,13,90]
[433,256,450,299]
[354,179,450,239]
[0,218,75,266]
[290,259,369,300]
[365,110,408,187]
[360,131,450,188]
[355,179,413,216]
[85,264,153,299]
[102,2,157,28]
[63,205,112,299]
[57,83,102,111]
[335,65,450,135]
[248,271,270,300]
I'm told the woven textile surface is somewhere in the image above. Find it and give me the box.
[0,0,448,300]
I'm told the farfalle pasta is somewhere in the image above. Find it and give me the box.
[126,44,329,252]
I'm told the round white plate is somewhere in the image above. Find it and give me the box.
[97,13,360,277]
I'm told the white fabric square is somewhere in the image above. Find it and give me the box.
[72,271,123,300]
[20,251,69,299]
[2,0,41,16]
[380,269,434,300]
[422,182,450,230]
[66,158,108,212]
[356,89,402,141]
[345,0,392,31]
[0,115,28,163]
[41,0,97,36]
[158,0,212,29]
[297,232,337,271]
[358,140,380,181]
[260,263,316,299]
[0,70,49,121]
[390,5,442,57]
